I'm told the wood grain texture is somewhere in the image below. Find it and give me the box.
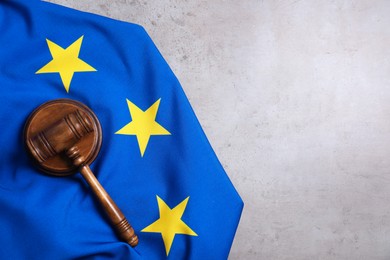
[24,99,101,175]
[24,99,138,247]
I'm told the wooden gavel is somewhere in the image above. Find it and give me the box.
[24,99,138,247]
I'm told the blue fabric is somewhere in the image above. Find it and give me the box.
[0,0,243,259]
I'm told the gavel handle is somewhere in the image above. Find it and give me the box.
[67,147,138,247]
[79,165,138,247]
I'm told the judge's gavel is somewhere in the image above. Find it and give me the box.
[24,99,138,247]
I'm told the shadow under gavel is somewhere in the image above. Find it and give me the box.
[24,99,138,247]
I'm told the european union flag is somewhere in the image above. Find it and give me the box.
[0,0,243,259]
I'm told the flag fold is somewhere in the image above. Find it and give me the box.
[0,1,243,259]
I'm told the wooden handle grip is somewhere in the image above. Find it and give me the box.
[67,147,138,247]
[79,165,138,246]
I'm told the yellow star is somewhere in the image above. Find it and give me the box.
[36,36,96,93]
[115,99,171,157]
[142,196,197,256]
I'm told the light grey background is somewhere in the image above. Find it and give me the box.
[46,0,390,259]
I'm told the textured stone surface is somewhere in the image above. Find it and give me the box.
[46,1,390,259]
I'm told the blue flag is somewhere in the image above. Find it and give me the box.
[0,0,243,259]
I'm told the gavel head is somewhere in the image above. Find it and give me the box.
[24,99,102,176]
[28,110,93,163]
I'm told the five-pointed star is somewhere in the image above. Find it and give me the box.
[142,196,197,256]
[115,98,171,157]
[36,35,96,93]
